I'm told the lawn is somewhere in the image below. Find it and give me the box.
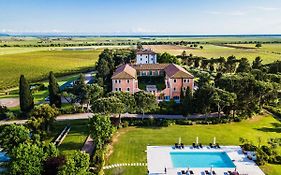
[146,44,281,64]
[105,115,281,175]
[46,119,89,155]
[0,49,101,91]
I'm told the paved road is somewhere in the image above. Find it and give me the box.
[0,112,220,125]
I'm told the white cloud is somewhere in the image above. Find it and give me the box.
[206,10,246,16]
[253,6,279,11]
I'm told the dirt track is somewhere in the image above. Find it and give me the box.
[0,98,19,108]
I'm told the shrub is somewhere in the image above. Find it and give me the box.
[5,112,16,120]
[123,121,129,128]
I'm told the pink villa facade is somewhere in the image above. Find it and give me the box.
[111,49,194,102]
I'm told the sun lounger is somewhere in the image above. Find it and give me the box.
[192,143,196,148]
[212,170,217,175]
[181,170,186,174]
[181,143,184,149]
[189,170,194,175]
[205,170,210,175]
[216,143,221,149]
[199,143,203,148]
[209,143,213,148]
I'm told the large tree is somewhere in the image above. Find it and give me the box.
[182,87,193,115]
[252,56,263,70]
[89,114,115,150]
[134,91,157,117]
[236,58,251,73]
[48,71,61,108]
[58,151,90,175]
[224,55,238,73]
[28,104,59,133]
[8,143,58,175]
[210,89,237,118]
[19,75,34,113]
[0,124,30,153]
[91,97,125,124]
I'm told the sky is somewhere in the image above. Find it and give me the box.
[1,0,281,35]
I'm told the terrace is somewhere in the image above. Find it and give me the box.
[147,146,265,175]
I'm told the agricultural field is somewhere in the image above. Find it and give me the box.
[105,115,281,175]
[0,48,102,91]
[145,44,281,63]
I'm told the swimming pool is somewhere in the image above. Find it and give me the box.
[0,152,10,162]
[170,152,235,168]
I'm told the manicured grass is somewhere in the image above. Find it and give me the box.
[46,119,89,155]
[0,49,101,91]
[105,115,281,175]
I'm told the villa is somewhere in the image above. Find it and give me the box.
[111,49,194,102]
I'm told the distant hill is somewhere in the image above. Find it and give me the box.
[0,33,9,36]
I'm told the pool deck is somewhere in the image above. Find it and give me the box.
[147,146,265,175]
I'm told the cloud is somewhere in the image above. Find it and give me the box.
[206,10,246,16]
[253,6,279,11]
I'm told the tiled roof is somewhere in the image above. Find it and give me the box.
[164,64,194,79]
[111,64,137,79]
[136,49,156,55]
[131,63,169,70]
[112,63,193,79]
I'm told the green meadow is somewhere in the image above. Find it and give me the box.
[0,48,101,91]
[148,44,281,64]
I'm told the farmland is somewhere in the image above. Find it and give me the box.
[145,44,281,64]
[0,36,281,91]
[0,48,102,91]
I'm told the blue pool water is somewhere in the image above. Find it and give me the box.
[0,152,10,162]
[170,152,235,168]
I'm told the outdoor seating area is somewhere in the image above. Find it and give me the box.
[147,145,265,175]
[177,169,241,175]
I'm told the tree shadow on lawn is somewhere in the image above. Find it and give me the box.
[256,122,281,133]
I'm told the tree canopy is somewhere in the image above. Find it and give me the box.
[19,75,34,113]
[89,114,115,150]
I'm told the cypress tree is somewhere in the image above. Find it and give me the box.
[48,72,61,108]
[19,75,34,113]
[182,87,193,115]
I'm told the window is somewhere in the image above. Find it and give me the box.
[127,80,130,83]
[127,88,130,91]
[119,80,121,83]
[165,96,170,100]
[115,80,118,83]
[173,96,180,100]
[115,88,118,91]
[183,79,186,83]
[174,88,176,91]
[174,79,177,83]
[149,71,153,76]
[187,79,189,83]
[119,88,121,91]
[146,56,148,58]
[183,87,186,91]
